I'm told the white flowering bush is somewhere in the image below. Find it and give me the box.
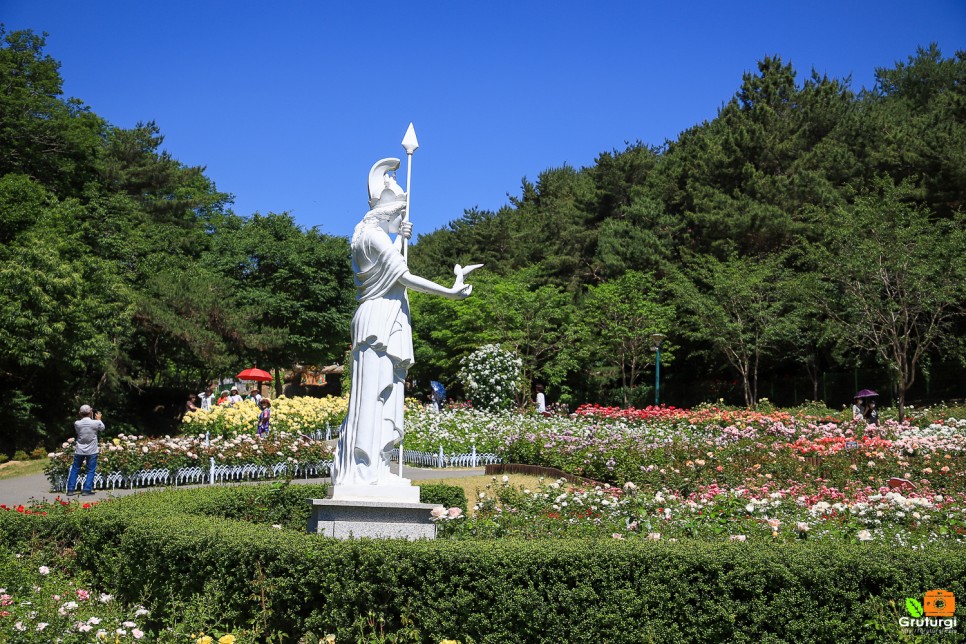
[458,344,522,412]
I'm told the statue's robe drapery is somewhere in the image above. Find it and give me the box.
[332,225,413,485]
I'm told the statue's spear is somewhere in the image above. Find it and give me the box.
[401,123,419,261]
[397,123,419,481]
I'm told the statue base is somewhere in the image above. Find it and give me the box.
[327,480,421,503]
[307,496,441,540]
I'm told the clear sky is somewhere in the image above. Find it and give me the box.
[5,1,965,239]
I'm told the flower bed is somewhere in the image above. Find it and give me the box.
[437,475,966,546]
[46,432,333,490]
[409,403,966,546]
[181,395,348,438]
[49,401,966,536]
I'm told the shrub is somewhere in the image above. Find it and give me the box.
[12,450,29,462]
[419,483,468,513]
[3,486,965,643]
[108,525,966,643]
[459,344,522,412]
[29,445,47,460]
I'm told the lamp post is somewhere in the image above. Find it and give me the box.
[651,333,666,406]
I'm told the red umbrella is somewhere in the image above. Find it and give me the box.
[237,367,273,382]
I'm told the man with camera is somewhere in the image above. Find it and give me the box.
[66,404,104,496]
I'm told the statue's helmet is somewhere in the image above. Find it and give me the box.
[367,158,406,210]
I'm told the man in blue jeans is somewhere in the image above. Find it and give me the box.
[67,404,104,496]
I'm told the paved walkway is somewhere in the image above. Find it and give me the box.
[0,466,486,507]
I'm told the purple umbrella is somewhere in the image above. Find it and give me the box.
[854,389,879,399]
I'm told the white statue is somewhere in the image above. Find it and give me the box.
[331,157,477,490]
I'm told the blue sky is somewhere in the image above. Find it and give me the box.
[5,2,965,239]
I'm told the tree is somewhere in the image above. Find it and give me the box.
[655,56,854,257]
[810,181,966,417]
[409,268,575,402]
[572,271,675,407]
[203,212,354,371]
[862,45,966,218]
[672,253,797,407]
[0,27,105,197]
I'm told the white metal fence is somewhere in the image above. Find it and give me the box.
[390,445,502,468]
[53,460,334,493]
[52,434,503,493]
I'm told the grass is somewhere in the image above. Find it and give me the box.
[0,458,48,480]
[412,473,546,516]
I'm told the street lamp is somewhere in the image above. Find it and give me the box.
[651,333,666,406]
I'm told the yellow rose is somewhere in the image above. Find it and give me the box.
[218,636,237,644]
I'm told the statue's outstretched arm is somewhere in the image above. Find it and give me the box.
[400,271,472,300]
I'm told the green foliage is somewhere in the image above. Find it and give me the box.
[2,494,965,643]
[0,29,354,453]
[671,252,802,407]
[808,179,966,416]
[0,27,105,197]
[419,483,468,513]
[572,271,675,407]
[203,212,354,368]
[411,267,575,396]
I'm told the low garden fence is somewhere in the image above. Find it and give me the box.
[391,446,502,469]
[51,441,502,493]
[52,460,334,494]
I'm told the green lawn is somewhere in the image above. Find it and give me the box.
[0,459,48,480]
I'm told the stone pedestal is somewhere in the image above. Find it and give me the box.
[308,492,442,540]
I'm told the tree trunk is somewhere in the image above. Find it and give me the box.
[740,358,753,408]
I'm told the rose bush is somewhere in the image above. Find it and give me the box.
[181,396,347,439]
[46,432,332,482]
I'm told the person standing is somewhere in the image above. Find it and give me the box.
[229,388,243,406]
[851,397,865,420]
[864,398,879,426]
[257,399,272,437]
[199,386,215,411]
[67,405,104,496]
[185,393,200,414]
[535,384,547,415]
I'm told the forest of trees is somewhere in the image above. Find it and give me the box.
[0,28,355,452]
[406,46,966,416]
[2,26,964,454]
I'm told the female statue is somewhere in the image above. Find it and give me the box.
[332,158,474,487]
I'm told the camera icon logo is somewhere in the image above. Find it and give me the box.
[924,590,956,618]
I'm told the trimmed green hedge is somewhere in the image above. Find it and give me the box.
[2,486,963,642]
[419,483,469,514]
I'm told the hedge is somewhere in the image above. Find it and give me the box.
[2,486,963,642]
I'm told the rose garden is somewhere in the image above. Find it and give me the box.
[1,391,964,641]
[3,22,966,644]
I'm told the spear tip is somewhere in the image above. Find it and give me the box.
[401,122,419,154]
